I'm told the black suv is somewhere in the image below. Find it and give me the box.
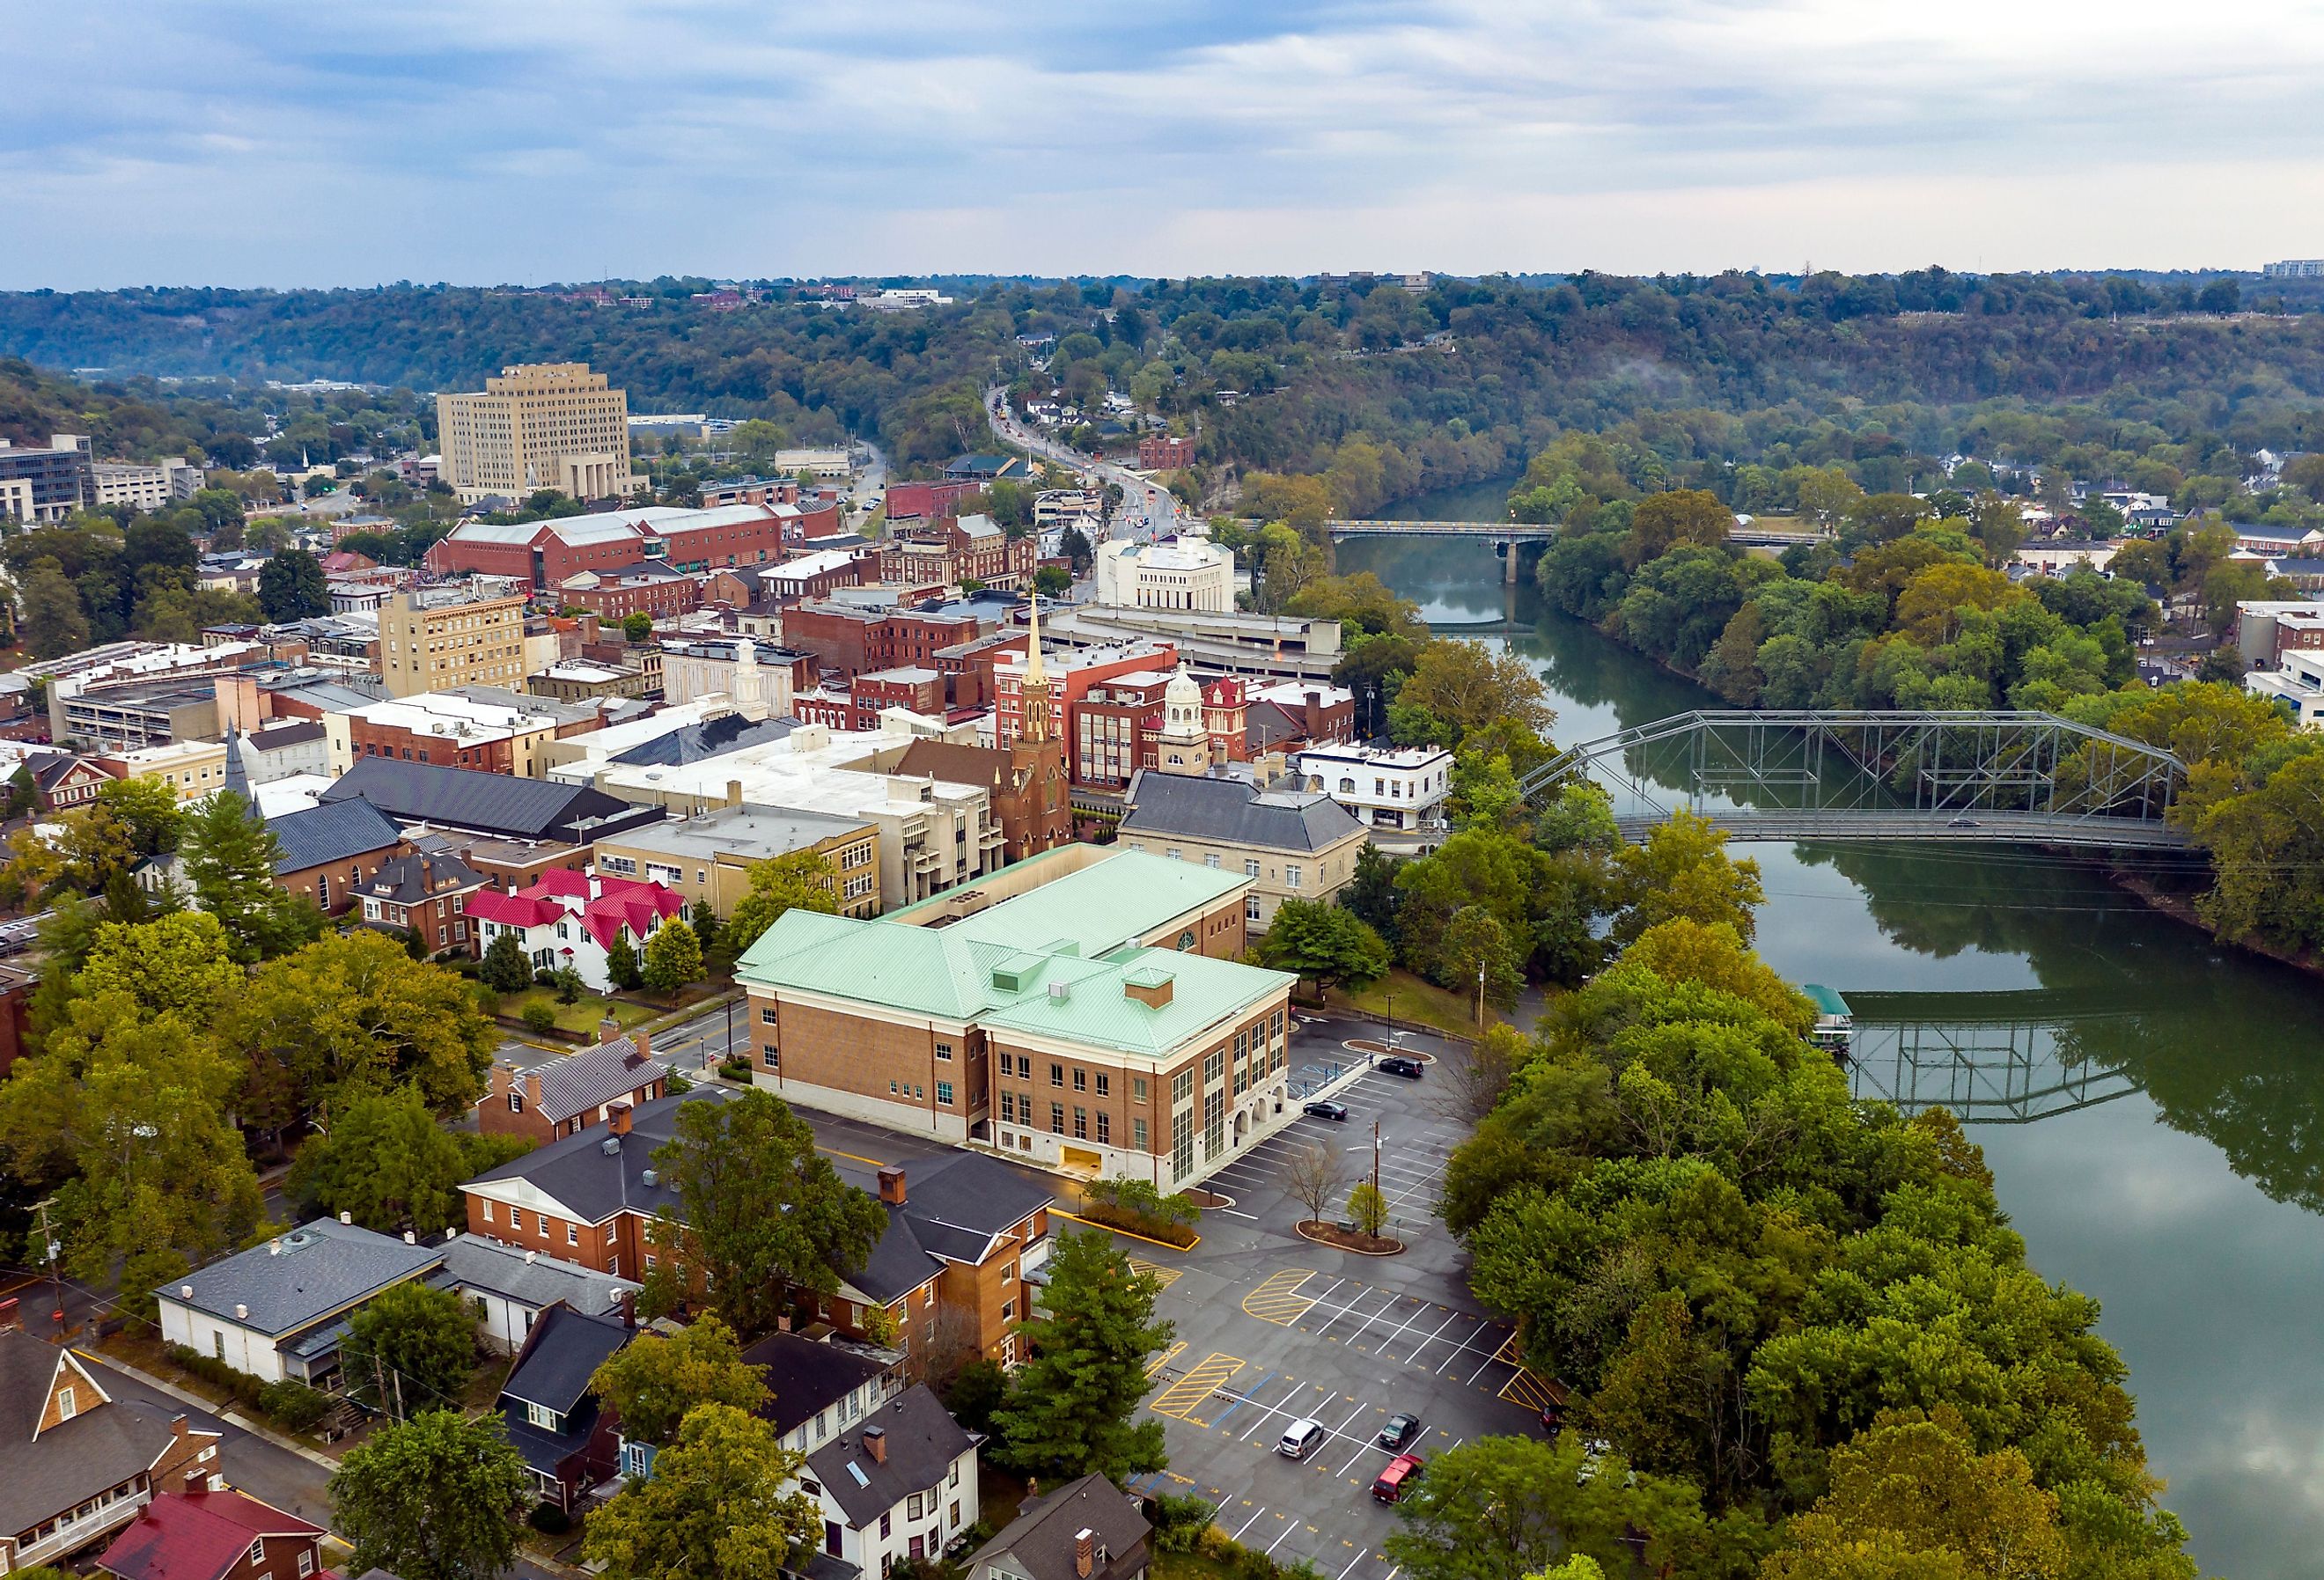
[1378,1413,1421,1450]
[1378,1055,1424,1078]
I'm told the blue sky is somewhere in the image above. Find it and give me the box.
[5,0,2321,287]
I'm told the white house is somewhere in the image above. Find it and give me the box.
[1294,743,1453,831]
[431,1232,640,1354]
[464,870,690,991]
[802,1386,980,1577]
[155,1219,441,1385]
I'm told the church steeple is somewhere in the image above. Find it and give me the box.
[1019,592,1053,745]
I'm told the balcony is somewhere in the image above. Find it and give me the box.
[17,1488,150,1566]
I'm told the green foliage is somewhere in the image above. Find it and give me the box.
[550,964,586,1004]
[943,1357,1009,1435]
[606,930,644,992]
[583,1404,822,1580]
[328,1409,528,1580]
[179,792,318,962]
[991,1228,1173,1482]
[480,930,533,993]
[646,1088,886,1334]
[341,1282,478,1421]
[257,1378,333,1433]
[587,1314,768,1445]
[285,1084,487,1234]
[1148,1494,1218,1554]
[621,611,653,642]
[641,920,704,995]
[1346,1180,1388,1237]
[1259,898,1390,999]
[520,1002,557,1035]
[724,849,844,955]
[257,548,329,621]
[1382,1435,1725,1580]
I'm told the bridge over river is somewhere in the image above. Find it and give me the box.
[1524,709,2191,849]
[1839,987,2149,1123]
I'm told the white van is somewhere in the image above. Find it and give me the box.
[1277,1418,1326,1459]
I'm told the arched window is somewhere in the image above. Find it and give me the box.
[1338,777,1356,793]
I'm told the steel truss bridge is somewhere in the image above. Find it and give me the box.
[1841,988,2144,1123]
[1521,709,2190,848]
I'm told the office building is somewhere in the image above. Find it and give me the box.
[0,434,93,523]
[435,363,646,503]
[1094,533,1235,613]
[90,458,203,513]
[377,590,528,696]
[592,805,880,917]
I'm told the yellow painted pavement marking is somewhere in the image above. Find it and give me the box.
[1130,1257,1183,1291]
[1490,1327,1523,1364]
[1150,1351,1245,1418]
[1240,1268,1319,1324]
[1498,1366,1563,1413]
[1145,1340,1188,1378]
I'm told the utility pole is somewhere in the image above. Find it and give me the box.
[1475,959,1486,1027]
[36,1198,63,1333]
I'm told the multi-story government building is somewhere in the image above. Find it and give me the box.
[436,363,647,503]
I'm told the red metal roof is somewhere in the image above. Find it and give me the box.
[99,1491,325,1580]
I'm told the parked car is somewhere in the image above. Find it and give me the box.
[1372,1453,1425,1503]
[1278,1419,1326,1460]
[1378,1055,1424,1079]
[1303,1100,1350,1122]
[1378,1413,1421,1450]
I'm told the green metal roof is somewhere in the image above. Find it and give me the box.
[1802,983,1851,1018]
[977,947,1294,1057]
[886,848,1247,958]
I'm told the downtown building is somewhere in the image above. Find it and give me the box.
[436,363,647,503]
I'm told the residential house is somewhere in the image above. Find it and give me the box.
[97,1489,329,1580]
[464,871,689,992]
[430,1233,639,1354]
[739,1330,901,1466]
[482,1023,670,1144]
[0,1330,223,1574]
[804,1386,979,1580]
[967,1475,1151,1580]
[154,1220,443,1386]
[1293,743,1452,832]
[30,752,116,812]
[1116,768,1364,930]
[497,1303,632,1513]
[350,843,491,953]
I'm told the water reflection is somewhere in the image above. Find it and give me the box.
[1334,524,2324,1579]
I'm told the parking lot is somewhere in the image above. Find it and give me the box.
[1119,1023,1558,1576]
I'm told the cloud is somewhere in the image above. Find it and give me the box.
[4,0,2321,285]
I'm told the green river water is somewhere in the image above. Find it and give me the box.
[1337,487,2324,1579]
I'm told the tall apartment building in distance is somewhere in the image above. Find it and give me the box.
[436,363,647,504]
[0,434,95,523]
[378,591,527,697]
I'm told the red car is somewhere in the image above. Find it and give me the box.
[1372,1453,1425,1503]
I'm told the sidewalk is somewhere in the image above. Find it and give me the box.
[80,1346,342,1475]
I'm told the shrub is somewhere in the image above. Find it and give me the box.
[521,1002,559,1035]
[1150,1494,1217,1554]
[164,1344,264,1408]
[258,1378,331,1432]
[944,1359,1008,1435]
[527,1503,571,1534]
[717,1058,753,1083]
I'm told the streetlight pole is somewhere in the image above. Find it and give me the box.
[1475,959,1486,1027]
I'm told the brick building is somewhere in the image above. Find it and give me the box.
[350,844,493,953]
[780,604,991,679]
[883,480,977,522]
[555,561,702,621]
[263,798,409,915]
[879,515,1036,590]
[424,502,839,587]
[993,642,1177,780]
[482,1024,670,1145]
[893,736,1070,865]
[851,666,946,727]
[1136,434,1196,470]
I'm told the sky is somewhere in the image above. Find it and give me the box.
[6,0,2324,289]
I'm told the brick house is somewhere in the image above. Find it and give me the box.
[967,1474,1152,1580]
[97,1490,328,1580]
[555,561,703,621]
[350,843,492,953]
[891,738,1070,865]
[482,1023,670,1145]
[0,1330,223,1575]
[1136,434,1195,470]
[265,798,409,915]
[882,480,977,522]
[879,516,1035,590]
[851,667,946,726]
[30,753,115,812]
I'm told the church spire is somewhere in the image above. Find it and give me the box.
[1023,590,1048,686]
[1018,592,1053,745]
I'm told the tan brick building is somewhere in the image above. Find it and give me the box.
[436,362,645,503]
[377,591,528,697]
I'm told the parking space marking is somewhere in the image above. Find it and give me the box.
[1242,1378,1310,1441]
[1129,1258,1184,1291]
[1230,1507,1270,1541]
[1401,1310,1462,1363]
[1242,1269,1319,1325]
[1335,1552,1369,1580]
[1498,1367,1562,1413]
[1213,1370,1278,1433]
[1145,1340,1186,1378]
[1151,1352,1244,1418]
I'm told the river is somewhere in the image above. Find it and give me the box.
[1337,509,2324,1580]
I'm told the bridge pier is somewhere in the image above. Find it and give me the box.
[1502,539,1519,584]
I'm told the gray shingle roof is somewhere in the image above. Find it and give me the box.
[165,1219,441,1337]
[969,1474,1151,1580]
[468,1086,742,1224]
[1119,769,1361,853]
[322,757,659,842]
[0,1333,215,1537]
[805,1385,974,1526]
[500,1304,630,1415]
[267,797,405,875]
[349,847,489,906]
[430,1234,639,1318]
[741,1331,891,1438]
[832,1153,1052,1304]
[533,1041,669,1124]
[609,713,794,768]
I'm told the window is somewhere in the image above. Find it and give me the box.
[55,1387,76,1422]
[247,1540,265,1567]
[761,1006,779,1025]
[1244,858,1260,878]
[908,1493,925,1520]
[880,1513,893,1539]
[1133,1116,1149,1150]
[1095,1072,1110,1097]
[1072,1068,1085,1092]
[1203,1048,1225,1085]
[511,1209,526,1232]
[298,1550,315,1578]
[507,1091,524,1112]
[1246,893,1261,922]
[482,1200,494,1222]
[1072,1106,1088,1139]
[935,1040,952,1062]
[1016,1053,1032,1077]
[1049,1062,1063,1087]
[1133,1076,1148,1103]
[1096,1111,1111,1145]
[526,1401,558,1431]
[763,1045,780,1069]
[999,1091,1016,1122]
[937,1081,953,1106]
[565,1223,578,1246]
[1172,1069,1193,1105]
[1286,863,1302,889]
[1203,852,1219,869]
[1049,1102,1065,1134]
[214,1333,224,1361]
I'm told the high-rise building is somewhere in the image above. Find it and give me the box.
[0,434,94,523]
[377,591,528,697]
[435,363,646,504]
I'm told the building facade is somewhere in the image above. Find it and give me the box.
[1294,743,1453,830]
[377,592,528,697]
[436,363,645,503]
[1094,535,1234,613]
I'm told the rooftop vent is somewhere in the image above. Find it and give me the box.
[601,1136,622,1157]
[641,1168,659,1188]
[1048,980,1070,1003]
[234,1303,247,1320]
[179,1284,194,1300]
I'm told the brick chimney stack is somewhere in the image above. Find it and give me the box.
[599,1014,621,1045]
[608,1102,633,1136]
[864,1426,886,1464]
[878,1166,907,1206]
[1075,1530,1095,1579]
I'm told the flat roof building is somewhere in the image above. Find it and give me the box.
[436,363,646,504]
[592,805,879,917]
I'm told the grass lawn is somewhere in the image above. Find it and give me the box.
[1330,967,1497,1038]
[487,987,658,1038]
[1156,1555,1239,1580]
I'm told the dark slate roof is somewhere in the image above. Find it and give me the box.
[468,1086,744,1224]
[805,1385,974,1526]
[0,1333,218,1536]
[266,797,404,876]
[533,1041,670,1124]
[349,847,489,905]
[1243,701,1305,753]
[1119,768,1361,853]
[430,1234,639,1318]
[322,757,658,842]
[165,1219,441,1337]
[501,1303,630,1415]
[742,1331,891,1438]
[609,712,795,768]
[832,1152,1053,1304]
[247,720,327,748]
[969,1474,1151,1580]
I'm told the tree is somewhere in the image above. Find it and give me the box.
[642,921,703,996]
[724,850,842,954]
[606,930,644,993]
[647,1089,886,1334]
[285,1085,480,1233]
[621,611,653,643]
[550,964,586,1004]
[1033,564,1072,598]
[1285,1142,1347,1228]
[342,1282,477,1422]
[588,1315,768,1444]
[178,791,316,961]
[1259,899,1389,1003]
[224,930,497,1128]
[1611,811,1765,946]
[1439,907,1524,1016]
[991,1228,1173,1482]
[1394,641,1555,743]
[18,557,91,658]
[1625,489,1733,567]
[94,773,184,857]
[480,930,533,993]
[329,1410,527,1580]
[688,900,719,959]
[1382,1436,1710,1580]
[582,1405,821,1580]
[256,548,329,621]
[1437,1024,1525,1127]
[1346,1179,1388,1237]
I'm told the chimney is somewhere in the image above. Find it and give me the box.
[599,1014,621,1046]
[726,778,745,809]
[235,1304,248,1319]
[631,1027,651,1061]
[184,1465,209,1492]
[864,1426,886,1465]
[609,1102,634,1136]
[1075,1530,1096,1579]
[877,1166,907,1207]
[170,1413,190,1442]
[523,1072,543,1111]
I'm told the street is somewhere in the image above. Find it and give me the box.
[984,386,1184,544]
